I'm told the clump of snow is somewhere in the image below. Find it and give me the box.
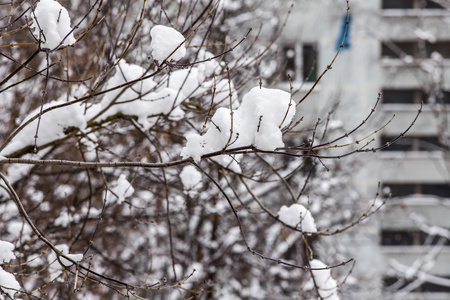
[48,244,83,281]
[309,259,340,300]
[168,68,206,98]
[54,210,80,227]
[0,240,15,263]
[277,204,317,232]
[107,174,134,204]
[55,184,74,199]
[1,100,87,156]
[0,267,21,298]
[414,28,436,43]
[98,60,186,129]
[0,240,20,298]
[7,221,32,242]
[30,0,76,50]
[180,86,295,162]
[402,55,414,64]
[150,25,186,62]
[179,165,203,197]
[196,50,221,81]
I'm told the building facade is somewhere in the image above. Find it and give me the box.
[279,0,450,298]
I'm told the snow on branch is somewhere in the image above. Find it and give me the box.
[30,0,76,50]
[181,87,295,163]
[150,25,187,62]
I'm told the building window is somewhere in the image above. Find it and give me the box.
[381,135,442,151]
[382,89,450,105]
[281,44,318,82]
[383,276,450,293]
[382,183,450,198]
[381,41,450,59]
[382,0,445,9]
[303,44,318,82]
[382,89,425,104]
[381,230,450,246]
[381,230,417,246]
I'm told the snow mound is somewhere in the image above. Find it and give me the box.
[151,25,186,62]
[309,259,340,300]
[48,244,83,281]
[0,240,15,264]
[107,174,135,204]
[180,165,203,197]
[1,100,87,157]
[0,240,20,298]
[0,267,20,298]
[180,86,295,162]
[30,0,76,50]
[99,60,186,129]
[277,204,317,232]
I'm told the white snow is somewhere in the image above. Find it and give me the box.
[0,99,87,156]
[54,210,80,227]
[277,203,317,232]
[48,244,83,281]
[30,0,76,50]
[98,60,186,129]
[0,240,15,264]
[0,267,20,298]
[150,25,186,62]
[107,174,134,204]
[167,68,206,98]
[180,86,295,162]
[179,165,203,197]
[309,259,340,300]
[0,240,20,298]
[414,28,436,43]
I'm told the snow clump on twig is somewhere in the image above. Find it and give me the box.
[277,203,317,232]
[150,25,187,62]
[30,0,76,50]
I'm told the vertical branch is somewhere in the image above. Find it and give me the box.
[279,74,294,128]
[33,51,51,152]
[225,63,234,148]
[201,75,217,136]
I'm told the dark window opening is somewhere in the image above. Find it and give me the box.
[422,281,450,292]
[381,230,450,246]
[381,135,442,152]
[382,89,450,105]
[436,90,450,104]
[382,230,416,246]
[383,276,450,293]
[280,44,318,83]
[382,183,450,198]
[382,0,445,9]
[382,89,426,104]
[303,44,318,82]
[382,0,414,9]
[381,41,450,59]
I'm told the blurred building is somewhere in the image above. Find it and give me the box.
[278,0,450,299]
